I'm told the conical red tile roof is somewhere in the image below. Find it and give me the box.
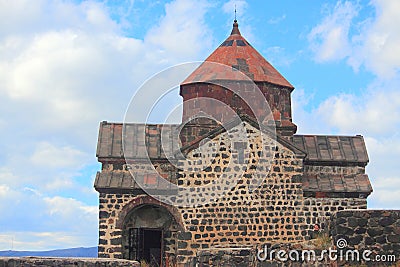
[182,20,293,88]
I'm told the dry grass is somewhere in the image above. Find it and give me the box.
[311,232,332,250]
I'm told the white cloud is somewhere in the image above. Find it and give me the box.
[0,0,213,149]
[0,0,214,250]
[368,177,400,209]
[0,169,20,189]
[44,196,97,226]
[0,141,91,192]
[349,0,400,78]
[0,0,120,38]
[306,2,400,201]
[294,82,400,209]
[145,0,212,62]
[0,186,97,250]
[0,0,213,167]
[364,136,400,180]
[309,0,400,79]
[305,0,400,209]
[362,136,400,209]
[316,79,400,135]
[30,142,89,169]
[308,1,359,62]
[0,185,13,198]
[0,231,96,251]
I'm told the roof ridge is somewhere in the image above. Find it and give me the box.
[177,114,306,157]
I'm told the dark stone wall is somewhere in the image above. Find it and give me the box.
[330,210,400,263]
[183,210,400,266]
[187,245,333,267]
[194,248,255,267]
[179,118,220,146]
[96,122,376,265]
[180,82,296,136]
[303,197,367,235]
[174,122,307,265]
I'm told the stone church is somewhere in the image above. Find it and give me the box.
[94,20,372,266]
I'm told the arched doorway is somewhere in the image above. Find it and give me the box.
[122,204,178,266]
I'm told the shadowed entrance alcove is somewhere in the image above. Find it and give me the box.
[122,204,179,266]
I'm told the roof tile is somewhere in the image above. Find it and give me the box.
[293,135,369,164]
[182,21,293,88]
[96,122,180,161]
[302,173,372,194]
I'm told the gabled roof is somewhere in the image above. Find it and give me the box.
[96,121,370,166]
[178,114,306,158]
[292,135,369,165]
[94,171,176,193]
[95,170,373,195]
[181,20,294,88]
[96,121,180,161]
[302,173,373,195]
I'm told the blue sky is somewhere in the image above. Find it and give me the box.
[0,0,399,250]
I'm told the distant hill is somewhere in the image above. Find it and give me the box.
[0,247,97,257]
